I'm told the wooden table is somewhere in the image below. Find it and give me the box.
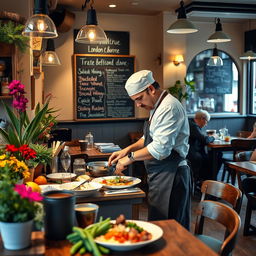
[76,188,145,220]
[69,146,111,160]
[207,139,233,180]
[44,219,217,256]
[228,161,256,189]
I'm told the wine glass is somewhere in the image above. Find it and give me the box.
[60,152,71,182]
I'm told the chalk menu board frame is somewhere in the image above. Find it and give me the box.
[73,54,136,121]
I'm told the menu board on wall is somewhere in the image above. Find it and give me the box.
[74,54,135,120]
[74,30,130,55]
[203,59,233,94]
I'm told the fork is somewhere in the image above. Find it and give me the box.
[71,179,90,190]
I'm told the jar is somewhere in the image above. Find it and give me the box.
[1,77,9,95]
[85,132,94,150]
[73,158,86,176]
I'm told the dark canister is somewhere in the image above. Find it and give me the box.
[43,190,75,240]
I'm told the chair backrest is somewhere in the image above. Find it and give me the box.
[236,131,252,138]
[195,200,241,256]
[201,180,242,213]
[235,151,253,162]
[231,139,256,160]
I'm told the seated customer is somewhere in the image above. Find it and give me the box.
[187,110,215,183]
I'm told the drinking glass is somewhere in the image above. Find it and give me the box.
[60,152,71,182]
[75,203,99,228]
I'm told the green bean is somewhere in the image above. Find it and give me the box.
[98,245,110,254]
[79,246,86,255]
[67,232,79,240]
[94,222,111,237]
[70,240,83,255]
[84,229,102,256]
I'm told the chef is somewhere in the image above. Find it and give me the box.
[108,70,191,229]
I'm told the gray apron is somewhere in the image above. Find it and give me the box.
[144,92,191,229]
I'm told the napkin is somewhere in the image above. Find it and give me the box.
[98,145,121,153]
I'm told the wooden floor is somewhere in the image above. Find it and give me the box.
[138,191,256,256]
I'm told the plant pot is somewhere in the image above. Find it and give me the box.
[0,219,33,250]
[24,167,35,183]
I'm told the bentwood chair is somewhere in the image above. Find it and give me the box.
[241,177,256,236]
[200,180,242,213]
[195,200,241,256]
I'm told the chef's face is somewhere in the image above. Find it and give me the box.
[131,86,155,110]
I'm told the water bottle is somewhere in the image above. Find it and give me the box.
[60,146,71,173]
[85,132,94,150]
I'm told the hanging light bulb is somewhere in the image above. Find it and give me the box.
[167,1,198,34]
[207,18,231,43]
[42,39,61,66]
[207,44,223,66]
[23,0,58,38]
[76,0,107,44]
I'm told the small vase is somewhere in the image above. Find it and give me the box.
[0,219,33,250]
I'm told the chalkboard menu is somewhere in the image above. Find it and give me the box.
[203,58,233,94]
[74,54,135,120]
[74,31,130,55]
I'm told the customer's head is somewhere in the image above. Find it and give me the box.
[194,110,210,128]
[125,70,161,110]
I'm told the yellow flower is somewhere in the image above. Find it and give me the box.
[0,154,6,160]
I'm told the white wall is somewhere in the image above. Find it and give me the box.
[44,12,163,120]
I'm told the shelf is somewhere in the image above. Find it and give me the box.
[0,95,12,99]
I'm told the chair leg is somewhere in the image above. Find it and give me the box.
[221,164,227,181]
[243,202,252,236]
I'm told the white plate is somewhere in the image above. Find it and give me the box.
[93,176,141,189]
[40,181,102,197]
[60,181,102,196]
[95,220,163,251]
[46,172,76,181]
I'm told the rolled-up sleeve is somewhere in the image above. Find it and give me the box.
[147,105,185,160]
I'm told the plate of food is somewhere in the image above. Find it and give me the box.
[61,181,102,196]
[94,215,163,251]
[46,172,76,181]
[93,176,141,189]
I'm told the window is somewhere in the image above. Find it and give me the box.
[186,49,239,114]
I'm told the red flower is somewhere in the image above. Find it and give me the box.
[19,145,36,160]
[6,144,19,152]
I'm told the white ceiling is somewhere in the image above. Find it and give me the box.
[57,0,256,17]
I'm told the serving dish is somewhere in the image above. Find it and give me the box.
[95,220,163,251]
[40,181,102,196]
[86,161,115,177]
[46,172,76,181]
[93,176,141,189]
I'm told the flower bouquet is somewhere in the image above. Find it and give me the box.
[0,144,37,183]
[0,80,57,147]
[0,181,43,250]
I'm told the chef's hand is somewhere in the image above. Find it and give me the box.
[108,148,128,166]
[114,157,127,176]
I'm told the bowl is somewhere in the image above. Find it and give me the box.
[86,161,115,177]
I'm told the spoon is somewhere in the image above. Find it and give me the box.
[71,179,90,190]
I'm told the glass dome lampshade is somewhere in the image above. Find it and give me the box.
[22,0,58,38]
[75,6,107,44]
[239,50,256,60]
[167,1,198,34]
[42,39,60,66]
[207,18,231,43]
[207,45,223,66]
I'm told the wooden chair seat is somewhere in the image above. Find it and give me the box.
[195,200,241,256]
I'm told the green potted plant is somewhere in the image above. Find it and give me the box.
[0,181,43,250]
[0,20,29,53]
[168,78,195,103]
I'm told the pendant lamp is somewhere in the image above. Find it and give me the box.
[75,1,107,44]
[42,39,61,66]
[207,44,223,66]
[207,18,231,43]
[167,1,198,34]
[23,0,58,38]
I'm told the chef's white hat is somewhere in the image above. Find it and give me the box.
[125,70,155,96]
